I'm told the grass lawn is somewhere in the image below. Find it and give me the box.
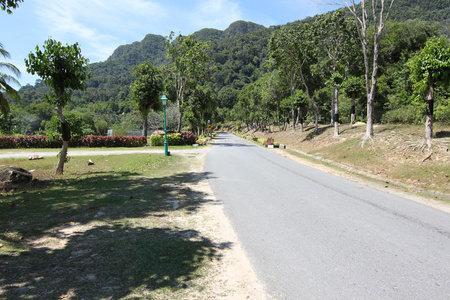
[0,153,222,299]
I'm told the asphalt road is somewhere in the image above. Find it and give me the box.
[204,132,450,299]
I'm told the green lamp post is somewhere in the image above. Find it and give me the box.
[161,94,170,156]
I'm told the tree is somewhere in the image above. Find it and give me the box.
[259,70,289,131]
[313,10,359,136]
[165,32,213,132]
[25,39,89,175]
[324,0,396,140]
[0,0,23,14]
[269,22,320,134]
[342,75,364,125]
[0,43,20,118]
[407,37,450,148]
[129,61,164,138]
[184,85,217,135]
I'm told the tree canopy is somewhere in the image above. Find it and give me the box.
[25,39,90,175]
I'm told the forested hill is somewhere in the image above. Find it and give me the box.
[19,20,272,112]
[10,1,449,136]
[390,0,449,24]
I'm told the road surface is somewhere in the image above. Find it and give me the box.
[204,132,450,299]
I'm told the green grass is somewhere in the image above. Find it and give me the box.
[0,153,220,299]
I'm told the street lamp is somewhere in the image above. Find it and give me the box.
[161,94,170,156]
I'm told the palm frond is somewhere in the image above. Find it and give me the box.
[0,78,20,101]
[0,43,11,60]
[0,62,21,78]
[0,93,11,117]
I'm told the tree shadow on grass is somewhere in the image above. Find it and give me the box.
[1,171,217,239]
[0,170,229,298]
[1,224,230,299]
[435,130,450,138]
[301,126,329,142]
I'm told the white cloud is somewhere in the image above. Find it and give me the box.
[189,0,243,30]
[33,0,167,62]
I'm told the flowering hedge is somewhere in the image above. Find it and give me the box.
[0,135,147,149]
[149,132,198,146]
[79,136,147,147]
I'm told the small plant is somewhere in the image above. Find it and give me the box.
[236,121,242,133]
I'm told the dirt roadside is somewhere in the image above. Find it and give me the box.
[184,151,267,299]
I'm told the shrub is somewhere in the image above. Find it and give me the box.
[0,135,147,149]
[257,138,268,145]
[167,133,181,146]
[150,134,164,146]
[181,132,198,145]
[150,132,198,146]
[381,106,421,124]
[80,136,147,147]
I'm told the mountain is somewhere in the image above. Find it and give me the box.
[12,1,449,135]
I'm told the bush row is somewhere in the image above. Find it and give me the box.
[149,132,198,146]
[0,135,147,149]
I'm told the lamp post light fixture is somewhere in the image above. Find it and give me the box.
[161,94,170,156]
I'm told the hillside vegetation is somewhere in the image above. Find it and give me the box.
[2,1,449,143]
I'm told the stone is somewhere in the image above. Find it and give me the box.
[0,167,32,188]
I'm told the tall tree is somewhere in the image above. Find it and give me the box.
[313,10,359,136]
[0,43,20,118]
[325,0,396,140]
[342,75,364,125]
[129,61,164,138]
[407,37,450,148]
[184,85,217,135]
[269,22,320,134]
[0,0,23,14]
[165,32,212,132]
[25,39,89,175]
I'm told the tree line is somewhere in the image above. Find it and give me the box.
[1,0,450,149]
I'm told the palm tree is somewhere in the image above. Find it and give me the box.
[0,43,20,117]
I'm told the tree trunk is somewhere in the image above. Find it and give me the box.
[333,86,340,137]
[350,92,356,125]
[425,84,434,148]
[277,102,281,132]
[55,141,69,175]
[300,69,319,134]
[291,106,295,132]
[54,105,70,175]
[177,104,183,133]
[142,114,148,138]
[330,93,335,126]
[298,107,304,132]
[364,40,380,140]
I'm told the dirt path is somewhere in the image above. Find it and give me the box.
[186,151,267,299]
[0,148,209,159]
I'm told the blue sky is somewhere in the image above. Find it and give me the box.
[1,0,342,86]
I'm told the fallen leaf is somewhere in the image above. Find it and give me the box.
[0,244,4,248]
